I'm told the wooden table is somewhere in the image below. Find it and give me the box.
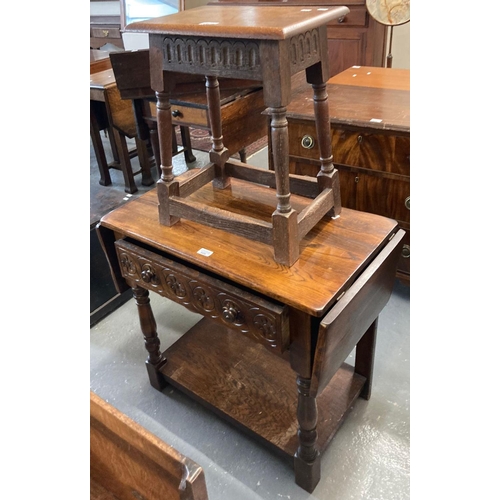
[98,180,405,492]
[270,66,410,281]
[90,66,154,194]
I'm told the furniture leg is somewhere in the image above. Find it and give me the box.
[132,285,167,391]
[135,137,155,186]
[206,76,230,188]
[156,91,179,225]
[238,148,247,163]
[270,106,299,266]
[355,317,378,400]
[90,109,111,186]
[294,375,320,492]
[112,128,138,194]
[311,82,341,216]
[180,125,196,163]
[150,128,161,176]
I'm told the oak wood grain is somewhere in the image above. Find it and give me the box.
[90,392,209,500]
[126,5,350,40]
[100,183,397,315]
[160,318,365,458]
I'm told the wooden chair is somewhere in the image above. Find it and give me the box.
[110,50,197,167]
[90,391,209,500]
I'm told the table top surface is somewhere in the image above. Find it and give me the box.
[286,66,410,133]
[100,182,398,316]
[90,68,116,90]
[125,4,349,39]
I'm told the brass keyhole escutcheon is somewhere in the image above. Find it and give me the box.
[401,245,410,258]
[102,30,109,37]
[301,135,315,149]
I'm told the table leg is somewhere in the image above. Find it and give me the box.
[90,108,111,186]
[132,285,167,391]
[112,128,138,194]
[294,375,320,492]
[355,318,378,400]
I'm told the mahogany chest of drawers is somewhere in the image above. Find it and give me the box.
[269,66,410,282]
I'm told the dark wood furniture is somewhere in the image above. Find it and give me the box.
[125,4,352,266]
[110,49,197,167]
[91,391,209,500]
[270,66,410,281]
[90,67,155,194]
[211,0,387,78]
[97,182,405,492]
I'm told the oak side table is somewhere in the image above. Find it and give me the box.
[125,4,350,266]
[97,184,405,492]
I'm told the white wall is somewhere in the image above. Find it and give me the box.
[387,21,410,69]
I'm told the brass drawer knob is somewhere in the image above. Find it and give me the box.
[357,135,363,143]
[301,135,315,149]
[405,196,410,210]
[338,15,345,23]
[172,109,182,118]
[401,244,410,259]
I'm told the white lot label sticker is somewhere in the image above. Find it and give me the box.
[197,248,213,257]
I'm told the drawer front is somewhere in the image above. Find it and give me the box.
[90,26,122,39]
[115,239,289,353]
[169,103,209,128]
[289,123,410,177]
[327,6,367,28]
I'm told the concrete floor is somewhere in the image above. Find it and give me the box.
[90,136,410,499]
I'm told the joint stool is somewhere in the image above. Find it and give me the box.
[126,4,350,266]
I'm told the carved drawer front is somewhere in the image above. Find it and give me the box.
[115,239,289,353]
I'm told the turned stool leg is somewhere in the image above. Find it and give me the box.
[355,318,378,400]
[294,375,320,492]
[312,82,341,217]
[156,91,180,226]
[132,285,167,391]
[206,76,230,188]
[270,106,298,266]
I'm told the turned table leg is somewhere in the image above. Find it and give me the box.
[294,375,320,492]
[355,318,378,400]
[132,285,167,391]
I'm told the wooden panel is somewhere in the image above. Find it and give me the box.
[90,392,209,500]
[312,229,405,395]
[115,238,290,353]
[99,184,398,316]
[160,317,366,458]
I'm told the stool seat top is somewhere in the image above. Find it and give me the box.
[125,5,350,40]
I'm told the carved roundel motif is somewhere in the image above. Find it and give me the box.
[165,274,187,298]
[193,286,215,312]
[119,253,136,275]
[253,314,277,345]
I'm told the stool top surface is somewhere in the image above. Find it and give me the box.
[125,5,350,40]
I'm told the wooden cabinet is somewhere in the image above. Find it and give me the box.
[211,0,387,77]
[269,66,410,282]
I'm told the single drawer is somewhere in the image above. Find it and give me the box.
[327,6,367,28]
[115,239,290,353]
[169,103,209,128]
[90,26,122,39]
[289,122,410,177]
